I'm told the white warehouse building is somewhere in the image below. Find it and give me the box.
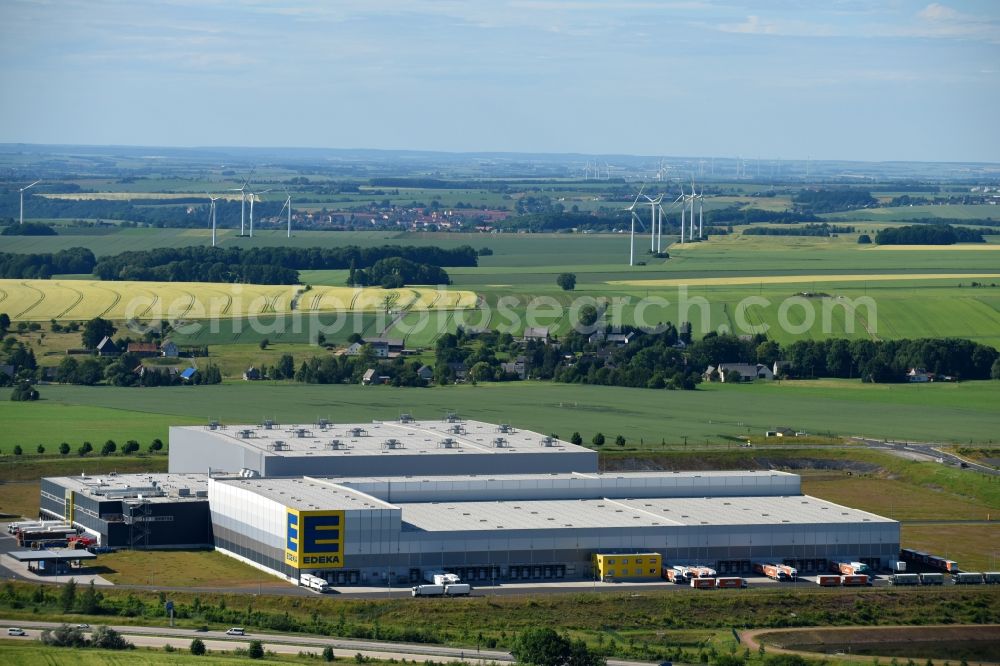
[82,415,901,587]
[208,469,899,586]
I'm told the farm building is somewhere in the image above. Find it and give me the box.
[41,417,899,587]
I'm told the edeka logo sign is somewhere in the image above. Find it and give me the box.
[285,509,345,569]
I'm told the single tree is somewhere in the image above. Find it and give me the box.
[149,438,164,453]
[101,439,117,456]
[570,432,583,445]
[247,639,265,659]
[592,432,605,446]
[556,272,577,291]
[190,637,207,656]
[13,445,22,456]
[91,625,132,650]
[59,442,70,455]
[323,646,336,662]
[60,578,77,612]
[36,444,45,454]
[857,234,872,244]
[81,317,117,350]
[0,313,10,332]
[259,338,269,350]
[614,435,626,447]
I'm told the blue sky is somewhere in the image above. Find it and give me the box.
[0,1,997,162]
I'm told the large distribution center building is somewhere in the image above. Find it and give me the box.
[42,416,899,586]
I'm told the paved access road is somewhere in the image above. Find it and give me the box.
[853,437,998,476]
[0,618,658,666]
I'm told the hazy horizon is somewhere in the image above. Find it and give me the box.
[1,1,998,163]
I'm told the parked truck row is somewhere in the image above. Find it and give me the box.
[900,548,959,573]
[411,583,472,597]
[753,562,798,581]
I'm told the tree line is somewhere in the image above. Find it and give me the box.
[0,247,96,278]
[875,224,984,245]
[742,223,855,237]
[792,189,877,213]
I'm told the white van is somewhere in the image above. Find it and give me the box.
[7,628,26,636]
[225,627,245,636]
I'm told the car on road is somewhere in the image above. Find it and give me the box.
[76,623,90,629]
[7,628,26,636]
[225,627,246,636]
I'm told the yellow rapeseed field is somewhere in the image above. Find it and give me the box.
[0,279,477,321]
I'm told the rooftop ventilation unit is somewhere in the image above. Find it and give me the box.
[399,413,414,423]
[540,436,557,447]
[317,418,330,428]
[195,490,208,498]
[328,439,347,450]
[449,424,466,435]
[445,413,461,423]
[237,429,256,438]
[206,420,221,430]
[492,437,510,448]
[349,427,368,437]
[270,440,290,451]
[438,438,460,449]
[239,468,260,478]
[177,487,191,497]
[262,419,277,430]
[382,438,404,450]
[290,428,311,438]
[498,424,514,433]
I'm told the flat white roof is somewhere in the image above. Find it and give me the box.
[328,470,795,484]
[398,495,896,532]
[47,473,209,502]
[216,477,396,512]
[177,419,590,458]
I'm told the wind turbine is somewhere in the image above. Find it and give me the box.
[207,195,220,247]
[688,179,697,240]
[246,188,270,238]
[228,168,255,236]
[624,186,645,266]
[696,185,705,239]
[277,189,293,238]
[673,187,687,243]
[644,193,663,253]
[19,180,40,225]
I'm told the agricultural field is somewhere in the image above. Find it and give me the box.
[0,279,476,321]
[4,379,998,451]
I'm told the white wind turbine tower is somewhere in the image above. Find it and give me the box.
[673,187,687,243]
[19,180,41,225]
[696,185,705,239]
[687,179,697,240]
[644,193,663,253]
[624,186,645,266]
[228,169,254,236]
[277,189,293,238]
[207,195,221,247]
[246,188,271,238]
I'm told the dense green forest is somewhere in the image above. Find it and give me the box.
[792,189,878,213]
[875,224,985,245]
[0,248,96,278]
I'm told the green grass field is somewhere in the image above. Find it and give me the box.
[0,642,301,665]
[97,550,273,587]
[2,380,997,452]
